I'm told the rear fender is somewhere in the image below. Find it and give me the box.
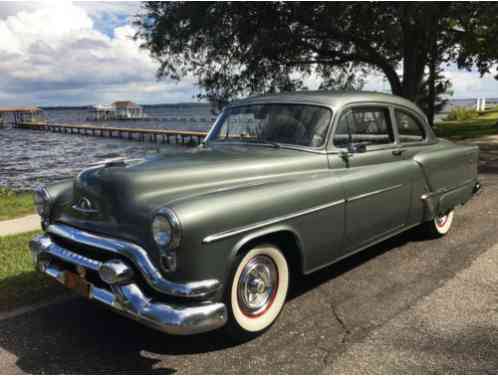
[414,143,479,218]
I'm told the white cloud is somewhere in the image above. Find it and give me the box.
[0,2,495,106]
[0,1,197,106]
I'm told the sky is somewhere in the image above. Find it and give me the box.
[0,1,496,107]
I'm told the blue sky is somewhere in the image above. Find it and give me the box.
[0,1,496,107]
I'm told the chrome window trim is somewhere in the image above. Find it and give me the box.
[328,102,397,151]
[202,198,345,244]
[47,223,220,298]
[393,107,428,145]
[206,102,334,152]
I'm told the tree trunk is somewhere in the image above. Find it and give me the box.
[377,62,403,96]
[399,4,429,102]
[427,39,438,126]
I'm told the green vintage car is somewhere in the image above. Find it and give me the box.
[30,92,480,338]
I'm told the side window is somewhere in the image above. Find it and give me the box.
[333,111,354,148]
[333,107,394,148]
[395,110,425,143]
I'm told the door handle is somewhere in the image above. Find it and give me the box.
[392,149,405,156]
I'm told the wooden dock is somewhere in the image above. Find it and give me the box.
[14,122,208,145]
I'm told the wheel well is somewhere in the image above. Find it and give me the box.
[236,231,303,277]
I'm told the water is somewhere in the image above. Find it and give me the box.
[0,104,214,191]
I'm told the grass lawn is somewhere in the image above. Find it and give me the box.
[0,188,35,221]
[435,110,498,140]
[0,231,66,312]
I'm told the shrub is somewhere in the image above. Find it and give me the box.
[444,107,479,121]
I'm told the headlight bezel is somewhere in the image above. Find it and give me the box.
[151,207,182,272]
[152,207,182,250]
[33,186,51,218]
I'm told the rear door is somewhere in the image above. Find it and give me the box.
[329,105,412,253]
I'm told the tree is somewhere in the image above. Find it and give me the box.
[417,68,453,125]
[318,63,368,92]
[135,2,498,114]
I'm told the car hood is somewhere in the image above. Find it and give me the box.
[54,144,326,245]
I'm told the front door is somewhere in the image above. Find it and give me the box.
[329,105,412,253]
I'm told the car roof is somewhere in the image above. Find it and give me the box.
[230,91,423,115]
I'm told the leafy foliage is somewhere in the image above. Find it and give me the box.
[135,2,498,113]
[444,107,479,121]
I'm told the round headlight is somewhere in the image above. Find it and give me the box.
[151,208,182,250]
[33,187,50,218]
[152,215,172,247]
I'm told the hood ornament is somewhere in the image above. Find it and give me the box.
[72,197,98,214]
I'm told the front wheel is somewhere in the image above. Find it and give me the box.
[421,209,455,237]
[225,244,289,339]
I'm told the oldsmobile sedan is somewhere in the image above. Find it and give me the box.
[30,92,480,338]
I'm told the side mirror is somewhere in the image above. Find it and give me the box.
[347,143,367,154]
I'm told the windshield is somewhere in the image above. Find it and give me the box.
[208,104,332,148]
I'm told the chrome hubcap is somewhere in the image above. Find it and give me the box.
[436,214,448,227]
[237,255,278,317]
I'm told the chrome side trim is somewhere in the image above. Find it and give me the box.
[46,224,220,298]
[421,178,476,200]
[29,238,227,335]
[202,199,345,244]
[203,185,403,244]
[347,184,404,202]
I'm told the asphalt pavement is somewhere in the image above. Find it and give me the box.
[0,141,497,374]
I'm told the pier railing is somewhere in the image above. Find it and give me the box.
[14,122,209,145]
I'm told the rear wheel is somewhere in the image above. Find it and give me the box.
[225,244,289,339]
[421,209,455,237]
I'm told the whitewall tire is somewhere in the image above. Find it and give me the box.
[422,209,455,237]
[226,244,289,337]
[433,210,455,235]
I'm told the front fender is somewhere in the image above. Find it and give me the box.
[228,223,305,272]
[169,170,345,286]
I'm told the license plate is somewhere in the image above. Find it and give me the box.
[64,271,90,298]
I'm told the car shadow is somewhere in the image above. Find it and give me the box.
[0,227,426,374]
[288,226,424,301]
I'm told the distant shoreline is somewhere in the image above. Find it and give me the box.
[40,102,212,111]
[33,97,498,112]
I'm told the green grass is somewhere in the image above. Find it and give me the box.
[0,188,35,221]
[0,231,65,312]
[435,109,498,140]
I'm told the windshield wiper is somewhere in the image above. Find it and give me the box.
[243,139,281,149]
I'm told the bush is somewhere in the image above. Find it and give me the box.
[444,107,479,121]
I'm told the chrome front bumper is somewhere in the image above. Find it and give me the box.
[29,231,227,335]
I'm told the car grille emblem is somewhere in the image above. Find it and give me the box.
[72,197,98,214]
